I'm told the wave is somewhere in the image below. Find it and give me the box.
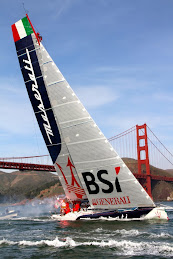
[1,237,173,256]
[91,228,140,237]
[115,229,173,239]
[10,217,54,222]
[19,237,75,248]
[150,232,172,239]
[91,228,173,239]
[117,229,143,238]
[0,238,17,245]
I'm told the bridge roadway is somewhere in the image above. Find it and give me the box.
[0,161,55,172]
[0,161,173,183]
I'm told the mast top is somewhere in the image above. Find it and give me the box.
[26,14,42,45]
[11,14,42,45]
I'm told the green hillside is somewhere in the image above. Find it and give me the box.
[0,170,62,203]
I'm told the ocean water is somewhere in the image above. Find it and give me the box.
[0,202,173,259]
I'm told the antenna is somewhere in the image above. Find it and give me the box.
[22,3,29,15]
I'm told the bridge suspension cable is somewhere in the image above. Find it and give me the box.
[109,124,173,170]
[109,125,137,161]
[146,125,173,169]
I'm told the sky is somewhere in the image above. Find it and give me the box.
[0,0,173,164]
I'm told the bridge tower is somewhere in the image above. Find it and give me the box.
[136,123,152,198]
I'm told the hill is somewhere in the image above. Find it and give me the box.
[123,157,173,177]
[167,169,173,174]
[0,170,62,203]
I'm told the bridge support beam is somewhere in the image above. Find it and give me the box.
[136,124,152,198]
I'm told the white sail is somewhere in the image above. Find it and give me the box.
[35,42,154,209]
[12,16,155,209]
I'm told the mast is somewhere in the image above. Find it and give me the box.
[25,14,41,45]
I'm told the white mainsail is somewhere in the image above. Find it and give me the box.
[35,41,155,209]
[12,16,155,209]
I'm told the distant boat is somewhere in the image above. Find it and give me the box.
[167,196,173,201]
[11,14,168,220]
[0,209,19,220]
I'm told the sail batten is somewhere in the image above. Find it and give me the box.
[61,120,92,130]
[47,80,65,86]
[59,117,91,125]
[67,137,106,146]
[74,157,119,165]
[17,47,35,57]
[25,75,43,84]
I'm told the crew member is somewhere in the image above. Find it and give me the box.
[65,202,71,214]
[73,202,80,212]
[60,201,67,215]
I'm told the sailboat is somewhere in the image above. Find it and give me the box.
[11,15,168,220]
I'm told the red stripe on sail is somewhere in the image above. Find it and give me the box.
[11,24,20,42]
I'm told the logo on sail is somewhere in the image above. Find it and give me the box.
[82,167,122,194]
[56,157,86,199]
[23,48,54,144]
[92,196,131,206]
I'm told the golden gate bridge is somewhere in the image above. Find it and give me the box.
[0,123,173,197]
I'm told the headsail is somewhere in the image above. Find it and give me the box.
[12,15,155,208]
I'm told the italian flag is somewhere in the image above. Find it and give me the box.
[11,16,33,42]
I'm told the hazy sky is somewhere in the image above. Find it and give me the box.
[0,0,173,162]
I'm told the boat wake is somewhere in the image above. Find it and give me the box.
[81,216,145,221]
[159,204,173,211]
[10,216,54,222]
[1,236,173,257]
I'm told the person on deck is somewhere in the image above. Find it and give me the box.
[64,202,71,214]
[60,202,66,215]
[61,201,71,215]
[73,202,80,212]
